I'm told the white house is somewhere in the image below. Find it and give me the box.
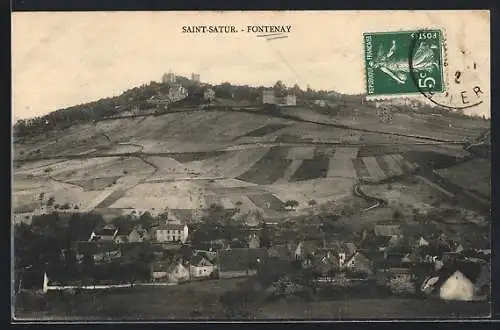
[439,270,476,301]
[168,84,188,102]
[154,223,189,243]
[262,90,276,104]
[283,94,296,106]
[189,255,215,279]
[203,88,216,102]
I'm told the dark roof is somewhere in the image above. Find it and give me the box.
[190,254,213,266]
[217,248,268,272]
[151,261,174,272]
[116,227,135,236]
[94,228,117,236]
[362,235,392,248]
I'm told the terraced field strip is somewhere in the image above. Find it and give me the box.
[246,193,285,211]
[289,150,330,182]
[241,123,289,138]
[362,157,387,181]
[382,155,404,176]
[392,154,417,173]
[222,148,272,178]
[169,151,228,163]
[236,147,292,185]
[85,188,122,211]
[286,147,316,160]
[94,188,128,208]
[327,147,358,178]
[275,160,304,183]
[352,158,374,181]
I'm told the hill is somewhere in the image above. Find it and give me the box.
[12,98,490,223]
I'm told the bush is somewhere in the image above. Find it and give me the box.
[60,203,71,210]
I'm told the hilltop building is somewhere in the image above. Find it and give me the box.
[168,84,189,102]
[262,90,276,104]
[162,70,176,84]
[191,73,200,83]
[284,94,297,106]
[261,90,296,106]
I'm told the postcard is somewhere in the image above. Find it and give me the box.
[12,10,491,321]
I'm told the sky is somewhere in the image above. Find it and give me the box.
[12,10,490,120]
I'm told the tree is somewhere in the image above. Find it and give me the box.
[47,196,55,207]
[260,221,272,249]
[138,212,155,230]
[284,200,299,211]
[273,80,287,97]
[308,200,317,207]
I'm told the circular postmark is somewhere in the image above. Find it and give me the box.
[408,29,484,110]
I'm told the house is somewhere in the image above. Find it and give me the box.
[203,88,216,102]
[74,241,122,265]
[311,249,340,277]
[267,244,293,261]
[168,84,188,102]
[374,224,402,237]
[343,252,373,276]
[384,246,414,263]
[153,223,189,243]
[313,99,327,107]
[189,254,216,279]
[280,94,296,106]
[217,248,268,278]
[248,233,260,249]
[150,259,190,283]
[88,225,118,242]
[294,240,318,261]
[194,250,218,263]
[376,267,416,295]
[262,90,276,104]
[114,227,149,244]
[417,236,430,247]
[420,262,489,301]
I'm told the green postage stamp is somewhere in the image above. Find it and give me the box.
[363,30,445,98]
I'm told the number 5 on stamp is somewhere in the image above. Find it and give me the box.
[363,30,445,97]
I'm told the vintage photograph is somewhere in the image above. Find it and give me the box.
[12,11,491,320]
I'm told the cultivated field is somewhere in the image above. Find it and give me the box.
[13,107,489,220]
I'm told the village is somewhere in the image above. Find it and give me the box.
[15,200,491,303]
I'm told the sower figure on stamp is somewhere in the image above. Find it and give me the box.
[374,40,440,85]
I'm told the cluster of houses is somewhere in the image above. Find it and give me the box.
[263,221,490,301]
[22,212,490,302]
